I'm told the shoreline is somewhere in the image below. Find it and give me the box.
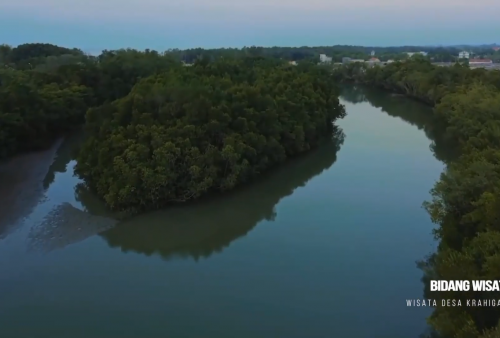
[0,138,63,239]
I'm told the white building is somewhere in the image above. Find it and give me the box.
[406,51,428,58]
[458,51,470,59]
[319,54,332,63]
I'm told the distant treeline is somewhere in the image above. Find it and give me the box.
[160,45,500,63]
[336,59,500,338]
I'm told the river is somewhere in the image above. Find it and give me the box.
[0,86,454,338]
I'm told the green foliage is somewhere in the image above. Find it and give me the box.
[75,57,346,214]
[0,44,179,159]
[0,68,90,157]
[335,59,500,105]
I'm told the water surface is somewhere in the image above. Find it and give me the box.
[0,86,452,338]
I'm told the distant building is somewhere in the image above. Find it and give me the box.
[319,54,332,63]
[289,61,298,66]
[349,59,365,63]
[458,51,470,59]
[366,58,381,67]
[469,59,493,64]
[386,60,395,63]
[493,47,500,52]
[371,50,375,56]
[342,57,351,64]
[406,52,428,57]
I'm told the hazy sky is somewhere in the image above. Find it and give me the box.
[1,0,499,51]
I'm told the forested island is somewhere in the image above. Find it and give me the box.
[335,60,500,338]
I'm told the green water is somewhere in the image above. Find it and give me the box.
[0,86,453,338]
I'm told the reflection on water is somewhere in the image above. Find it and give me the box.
[27,132,118,253]
[340,85,459,163]
[99,128,345,261]
[42,132,84,189]
[340,87,455,338]
[0,131,115,252]
[28,202,116,253]
[0,139,62,239]
[22,126,346,257]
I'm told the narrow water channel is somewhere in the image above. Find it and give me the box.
[0,86,454,338]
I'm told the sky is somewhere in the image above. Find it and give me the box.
[0,0,499,52]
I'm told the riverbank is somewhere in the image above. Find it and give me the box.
[0,138,62,239]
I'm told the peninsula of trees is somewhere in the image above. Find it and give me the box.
[0,43,345,213]
[75,57,346,213]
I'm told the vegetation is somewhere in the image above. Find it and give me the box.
[1,43,346,213]
[334,58,500,105]
[74,57,345,213]
[337,60,500,338]
[340,85,459,164]
[0,42,497,160]
[0,43,179,159]
[0,68,90,157]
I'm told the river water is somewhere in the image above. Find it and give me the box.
[0,86,454,338]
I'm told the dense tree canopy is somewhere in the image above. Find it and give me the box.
[0,44,178,159]
[1,44,345,213]
[75,57,346,213]
[164,44,500,64]
[0,68,90,157]
[337,59,500,338]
